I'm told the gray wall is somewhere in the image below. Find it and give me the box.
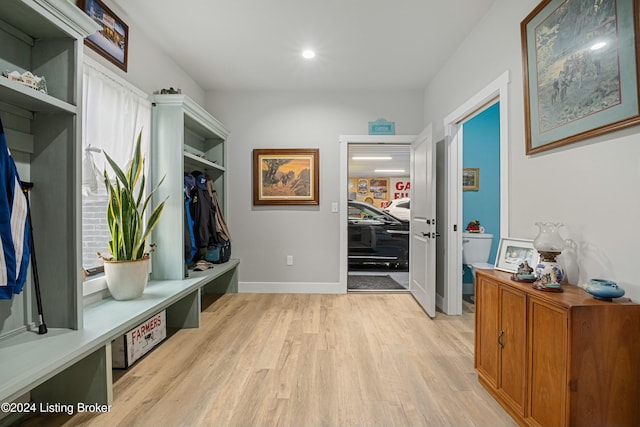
[87,1,206,106]
[424,0,640,301]
[206,90,424,290]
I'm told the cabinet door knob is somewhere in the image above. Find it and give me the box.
[498,330,505,348]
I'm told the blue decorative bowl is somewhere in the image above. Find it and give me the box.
[582,279,625,301]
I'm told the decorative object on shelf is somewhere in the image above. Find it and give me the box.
[512,260,536,282]
[3,70,47,94]
[521,0,640,154]
[465,220,482,233]
[99,132,166,300]
[532,222,565,292]
[253,148,320,205]
[78,0,129,72]
[158,87,181,94]
[581,278,625,301]
[495,237,539,273]
[463,168,479,191]
[368,118,395,135]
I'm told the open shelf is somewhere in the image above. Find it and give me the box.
[0,78,76,114]
[184,151,226,173]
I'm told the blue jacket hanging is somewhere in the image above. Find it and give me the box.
[0,118,31,300]
[184,175,197,263]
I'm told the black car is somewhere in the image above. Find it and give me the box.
[348,200,409,269]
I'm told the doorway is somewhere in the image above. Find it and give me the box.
[338,135,416,293]
[440,71,510,315]
[346,143,411,291]
[460,102,501,304]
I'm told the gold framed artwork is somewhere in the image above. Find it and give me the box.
[253,148,320,205]
[521,0,640,154]
[463,168,479,191]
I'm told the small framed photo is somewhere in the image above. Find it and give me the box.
[462,168,479,191]
[78,0,129,72]
[495,238,540,273]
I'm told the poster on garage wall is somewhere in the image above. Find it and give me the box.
[348,177,410,208]
[389,178,410,201]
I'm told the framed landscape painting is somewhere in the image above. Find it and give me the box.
[253,149,320,205]
[78,0,129,72]
[462,168,479,191]
[521,0,640,154]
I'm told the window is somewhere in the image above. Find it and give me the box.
[81,57,151,292]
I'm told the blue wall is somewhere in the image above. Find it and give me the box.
[462,102,500,284]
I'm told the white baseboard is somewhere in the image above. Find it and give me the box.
[239,281,346,294]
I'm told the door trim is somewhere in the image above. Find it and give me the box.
[339,135,416,292]
[442,71,510,315]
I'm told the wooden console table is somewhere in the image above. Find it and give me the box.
[475,268,640,427]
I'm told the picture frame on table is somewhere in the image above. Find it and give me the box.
[521,0,640,154]
[495,237,540,273]
[253,148,320,206]
[78,0,129,72]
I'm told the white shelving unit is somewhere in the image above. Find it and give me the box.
[150,94,230,280]
[0,4,239,418]
[0,0,99,338]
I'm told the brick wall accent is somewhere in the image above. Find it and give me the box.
[82,187,109,269]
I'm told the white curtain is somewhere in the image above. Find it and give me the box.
[81,57,151,271]
[82,57,151,195]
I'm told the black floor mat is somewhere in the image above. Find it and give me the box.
[348,275,406,290]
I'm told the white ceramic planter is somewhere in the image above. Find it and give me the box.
[103,257,150,301]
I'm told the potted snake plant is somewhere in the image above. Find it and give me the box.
[99,132,166,300]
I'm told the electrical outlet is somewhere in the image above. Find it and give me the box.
[331,202,339,213]
[286,255,293,266]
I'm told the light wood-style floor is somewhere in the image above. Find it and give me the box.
[20,293,516,427]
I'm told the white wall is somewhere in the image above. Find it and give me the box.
[206,90,424,291]
[424,0,640,301]
[87,1,206,105]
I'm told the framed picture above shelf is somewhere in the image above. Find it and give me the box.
[78,0,129,72]
[521,0,640,154]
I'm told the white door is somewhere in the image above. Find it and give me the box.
[410,125,436,317]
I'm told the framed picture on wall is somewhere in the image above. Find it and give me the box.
[462,168,479,191]
[521,0,640,154]
[78,0,129,72]
[253,148,320,205]
[495,238,540,273]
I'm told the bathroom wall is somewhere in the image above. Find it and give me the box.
[462,102,501,286]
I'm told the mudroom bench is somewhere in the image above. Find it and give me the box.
[0,259,239,414]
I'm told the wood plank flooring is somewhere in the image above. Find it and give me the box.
[18,293,516,427]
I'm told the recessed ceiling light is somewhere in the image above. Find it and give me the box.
[375,169,405,173]
[352,156,392,160]
[302,49,315,59]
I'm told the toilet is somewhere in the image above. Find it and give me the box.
[462,232,494,296]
